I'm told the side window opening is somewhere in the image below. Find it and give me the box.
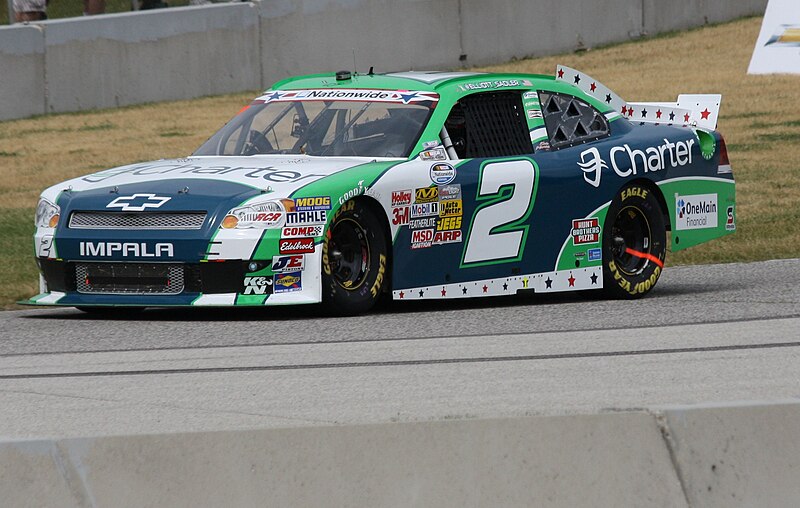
[442,91,532,159]
[538,92,609,150]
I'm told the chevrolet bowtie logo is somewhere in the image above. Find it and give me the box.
[107,193,171,211]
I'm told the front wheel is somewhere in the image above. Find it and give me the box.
[602,184,666,299]
[321,199,389,315]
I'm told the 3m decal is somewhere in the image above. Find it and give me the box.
[274,272,302,293]
[279,238,315,254]
[571,218,600,245]
[462,160,536,265]
[415,187,438,203]
[281,225,324,238]
[430,163,456,185]
[675,193,718,230]
[392,206,410,226]
[243,276,272,295]
[271,254,304,273]
[294,196,331,211]
[106,194,171,212]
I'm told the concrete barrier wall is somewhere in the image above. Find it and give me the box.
[2,402,799,507]
[0,0,768,122]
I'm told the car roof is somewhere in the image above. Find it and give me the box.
[270,70,558,96]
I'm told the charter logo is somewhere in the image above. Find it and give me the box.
[577,147,607,188]
[578,138,696,187]
[675,194,718,230]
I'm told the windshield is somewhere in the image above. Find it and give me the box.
[194,89,437,158]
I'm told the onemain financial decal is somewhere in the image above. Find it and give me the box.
[675,193,718,230]
[578,137,697,187]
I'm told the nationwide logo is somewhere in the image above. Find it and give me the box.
[279,238,315,254]
[271,254,304,273]
[79,241,174,257]
[578,138,696,187]
[675,193,718,230]
[391,189,412,207]
[430,163,456,185]
[281,225,324,238]
[571,218,600,245]
[415,186,438,204]
[243,276,272,295]
[274,272,302,293]
[107,193,171,212]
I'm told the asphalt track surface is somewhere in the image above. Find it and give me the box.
[0,258,798,439]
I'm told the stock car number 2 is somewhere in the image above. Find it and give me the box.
[462,159,536,265]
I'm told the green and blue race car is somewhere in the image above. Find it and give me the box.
[27,66,735,314]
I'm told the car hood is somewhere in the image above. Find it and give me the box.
[40,154,400,204]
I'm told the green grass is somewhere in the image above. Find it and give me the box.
[0,209,38,307]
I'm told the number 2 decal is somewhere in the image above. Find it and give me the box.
[462,159,536,266]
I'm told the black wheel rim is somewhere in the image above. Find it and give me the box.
[610,206,652,276]
[328,218,370,290]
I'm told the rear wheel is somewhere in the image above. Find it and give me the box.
[321,199,389,315]
[602,184,666,298]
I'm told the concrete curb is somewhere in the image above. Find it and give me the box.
[2,402,798,507]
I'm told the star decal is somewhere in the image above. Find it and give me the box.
[656,109,662,119]
[264,91,283,102]
[628,108,634,118]
[590,82,597,92]
[621,106,628,116]
[683,113,690,123]
[398,91,419,104]
[482,284,488,293]
[557,68,564,79]
[399,291,405,299]
[605,94,612,104]
[641,109,648,118]
[573,74,581,84]
[419,290,424,297]
[568,273,576,287]
[590,273,598,285]
[669,111,676,121]
[441,287,447,297]
[503,282,508,291]
[545,277,553,289]
[700,108,711,120]
[462,287,468,295]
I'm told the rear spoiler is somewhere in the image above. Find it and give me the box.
[555,65,721,130]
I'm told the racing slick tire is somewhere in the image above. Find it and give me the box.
[321,199,389,315]
[602,183,667,299]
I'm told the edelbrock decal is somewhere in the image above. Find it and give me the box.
[675,193,718,230]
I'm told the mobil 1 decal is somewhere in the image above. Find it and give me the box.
[461,159,537,267]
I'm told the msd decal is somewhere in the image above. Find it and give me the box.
[675,194,718,230]
[79,242,174,257]
[106,194,171,211]
[411,229,434,249]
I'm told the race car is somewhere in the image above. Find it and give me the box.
[27,66,735,314]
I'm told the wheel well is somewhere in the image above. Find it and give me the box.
[627,178,671,231]
[353,195,393,293]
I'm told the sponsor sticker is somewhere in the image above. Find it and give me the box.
[392,206,410,226]
[726,206,736,231]
[410,202,439,218]
[433,229,462,245]
[279,238,315,254]
[285,210,327,225]
[675,194,718,230]
[294,196,331,211]
[430,163,456,185]
[439,199,462,218]
[415,186,438,203]
[571,218,600,245]
[411,228,434,249]
[420,147,447,161]
[436,216,462,231]
[281,225,324,238]
[274,272,302,293]
[438,184,461,200]
[243,276,272,295]
[588,248,602,262]
[523,91,538,99]
[271,254,304,273]
[391,189,412,207]
[409,217,437,230]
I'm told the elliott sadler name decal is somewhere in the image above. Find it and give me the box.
[80,242,174,257]
[578,137,696,187]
